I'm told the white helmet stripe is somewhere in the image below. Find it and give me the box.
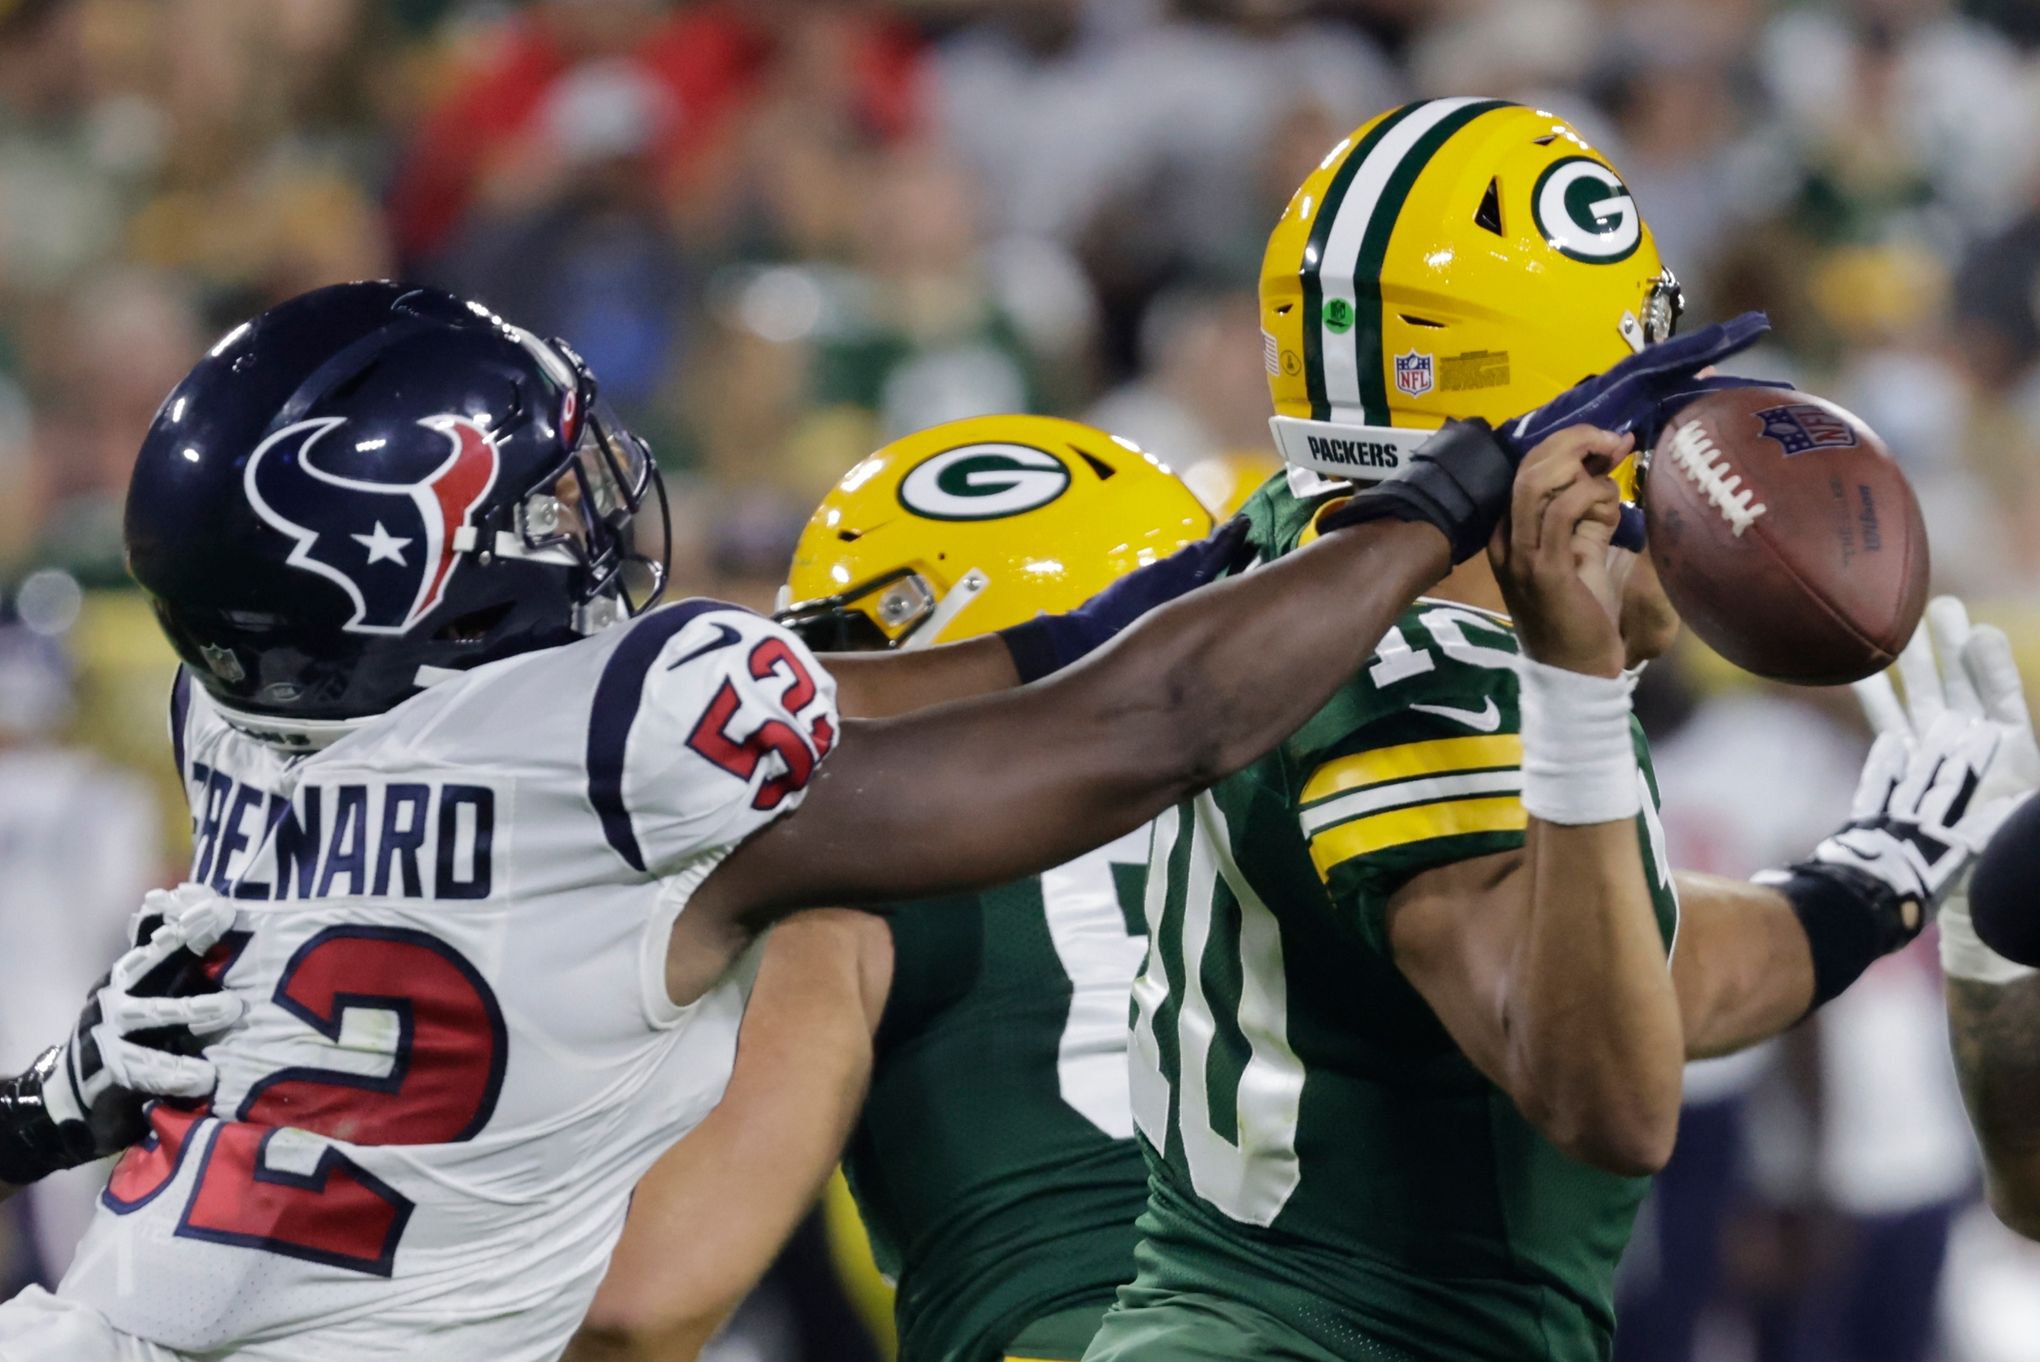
[1315,96,1493,420]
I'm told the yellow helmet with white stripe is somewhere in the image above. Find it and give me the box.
[1262,98,1682,488]
[778,415,1213,650]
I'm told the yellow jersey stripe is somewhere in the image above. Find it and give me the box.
[1308,794,1526,878]
[1300,734,1522,805]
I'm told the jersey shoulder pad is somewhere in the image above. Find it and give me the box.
[1286,599,1527,899]
[585,600,838,875]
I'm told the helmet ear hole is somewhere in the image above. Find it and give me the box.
[1074,448,1117,481]
[434,601,515,644]
[1474,178,1504,235]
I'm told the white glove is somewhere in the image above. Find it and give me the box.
[39,888,244,1148]
[1801,711,2000,917]
[1852,597,2040,981]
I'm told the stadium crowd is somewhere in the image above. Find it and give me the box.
[0,0,2037,1358]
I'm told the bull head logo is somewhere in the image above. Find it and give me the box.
[244,415,501,635]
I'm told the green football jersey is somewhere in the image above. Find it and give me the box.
[1120,477,1679,1362]
[842,829,1155,1362]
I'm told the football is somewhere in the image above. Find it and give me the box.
[1642,387,1928,685]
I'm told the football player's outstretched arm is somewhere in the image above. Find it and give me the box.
[679,510,1455,995]
[819,518,1253,720]
[1389,429,1684,1176]
[571,911,891,1360]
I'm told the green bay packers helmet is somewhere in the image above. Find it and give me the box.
[779,415,1214,650]
[1262,98,1683,488]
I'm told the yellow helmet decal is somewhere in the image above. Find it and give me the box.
[1262,99,1678,483]
[782,415,1213,650]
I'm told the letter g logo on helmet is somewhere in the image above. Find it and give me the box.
[1531,157,1641,263]
[897,443,1072,521]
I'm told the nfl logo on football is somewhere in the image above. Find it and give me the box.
[1394,350,1434,397]
[1755,403,1859,456]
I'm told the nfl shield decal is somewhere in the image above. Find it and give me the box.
[1755,404,1859,456]
[1394,350,1434,398]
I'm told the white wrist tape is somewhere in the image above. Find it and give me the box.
[1518,657,1641,825]
[1939,894,2037,985]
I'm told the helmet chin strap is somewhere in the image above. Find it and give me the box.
[901,569,990,651]
[211,700,370,753]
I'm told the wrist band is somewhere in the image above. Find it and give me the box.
[994,617,1074,685]
[1517,657,1640,824]
[1939,893,2037,985]
[1760,863,1914,1013]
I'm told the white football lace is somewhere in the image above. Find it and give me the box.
[1663,421,1767,537]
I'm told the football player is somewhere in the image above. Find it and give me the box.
[1082,99,2025,1362]
[1884,600,2040,1240]
[575,415,1216,1362]
[0,281,1740,1360]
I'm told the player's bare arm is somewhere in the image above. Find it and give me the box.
[1663,873,1815,1057]
[1948,973,2040,1237]
[818,516,1252,721]
[571,910,892,1361]
[675,512,1454,1003]
[1910,600,2040,1238]
[823,638,1019,719]
[1387,426,1684,1175]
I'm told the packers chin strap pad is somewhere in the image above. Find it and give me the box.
[1317,419,1512,564]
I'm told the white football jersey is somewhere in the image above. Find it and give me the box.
[57,601,837,1361]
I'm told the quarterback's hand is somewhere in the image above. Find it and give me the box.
[1505,311,1776,549]
[1489,426,1632,677]
[0,887,242,1187]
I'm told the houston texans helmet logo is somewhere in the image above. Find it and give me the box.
[244,415,501,635]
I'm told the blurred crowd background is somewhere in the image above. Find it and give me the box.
[1,0,2039,1358]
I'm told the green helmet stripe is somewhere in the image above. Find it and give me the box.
[1306,99,1513,424]
[1302,103,1420,423]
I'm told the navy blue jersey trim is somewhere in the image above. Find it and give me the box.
[587,600,749,873]
[169,667,192,783]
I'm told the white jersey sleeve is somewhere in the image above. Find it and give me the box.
[586,602,838,876]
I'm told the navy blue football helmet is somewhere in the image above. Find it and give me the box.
[125,282,669,739]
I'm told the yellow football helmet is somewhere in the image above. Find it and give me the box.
[779,415,1214,650]
[1261,98,1682,495]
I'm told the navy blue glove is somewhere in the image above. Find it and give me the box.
[1501,312,1773,460]
[999,516,1255,682]
[1506,313,1782,549]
